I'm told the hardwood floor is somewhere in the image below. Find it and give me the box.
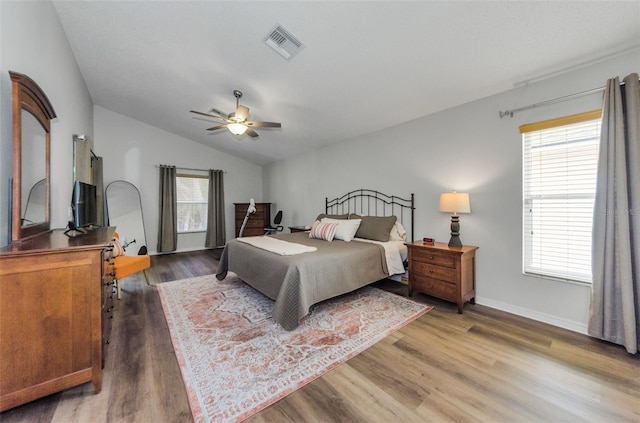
[1,249,638,422]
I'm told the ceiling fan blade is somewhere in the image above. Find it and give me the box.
[235,105,250,121]
[206,124,228,131]
[208,108,229,119]
[190,110,228,121]
[246,121,281,128]
[245,127,259,138]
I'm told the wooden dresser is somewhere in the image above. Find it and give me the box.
[234,203,271,237]
[405,241,478,313]
[0,227,115,411]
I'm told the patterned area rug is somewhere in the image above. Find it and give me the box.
[157,273,432,423]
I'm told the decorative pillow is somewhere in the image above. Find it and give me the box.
[309,220,338,242]
[315,213,349,221]
[111,237,125,257]
[389,221,408,241]
[321,218,362,242]
[350,214,398,242]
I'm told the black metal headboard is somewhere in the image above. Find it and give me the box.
[325,189,415,241]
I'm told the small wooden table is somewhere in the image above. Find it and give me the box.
[405,241,478,313]
[289,226,310,233]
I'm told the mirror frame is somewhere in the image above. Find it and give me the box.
[10,71,56,242]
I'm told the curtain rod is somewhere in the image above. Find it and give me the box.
[499,80,633,118]
[155,164,226,173]
[499,86,604,118]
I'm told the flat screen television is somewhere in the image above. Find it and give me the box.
[71,181,98,228]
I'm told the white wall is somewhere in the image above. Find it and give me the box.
[264,50,639,333]
[1,0,93,246]
[94,106,263,255]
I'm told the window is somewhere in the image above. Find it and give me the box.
[521,110,601,284]
[177,174,208,233]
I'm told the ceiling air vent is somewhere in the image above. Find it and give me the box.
[264,24,304,60]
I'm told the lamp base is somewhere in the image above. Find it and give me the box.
[448,235,463,248]
[448,215,463,248]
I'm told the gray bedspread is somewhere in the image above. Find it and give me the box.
[216,232,389,330]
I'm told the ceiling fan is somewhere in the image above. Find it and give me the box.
[190,90,281,138]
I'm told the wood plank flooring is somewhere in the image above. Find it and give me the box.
[1,249,638,422]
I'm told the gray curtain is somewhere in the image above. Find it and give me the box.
[157,165,177,253]
[205,169,226,248]
[589,73,640,354]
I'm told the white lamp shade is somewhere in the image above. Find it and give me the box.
[228,123,248,135]
[439,191,471,214]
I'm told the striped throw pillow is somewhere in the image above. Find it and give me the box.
[309,220,338,242]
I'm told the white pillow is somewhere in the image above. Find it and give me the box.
[389,221,408,241]
[321,217,361,242]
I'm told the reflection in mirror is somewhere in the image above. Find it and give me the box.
[73,134,92,184]
[73,135,106,227]
[106,181,147,256]
[23,179,46,226]
[20,110,46,227]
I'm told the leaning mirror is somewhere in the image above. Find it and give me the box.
[106,181,148,255]
[10,71,56,243]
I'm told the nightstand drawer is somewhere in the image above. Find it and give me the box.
[412,261,457,282]
[411,276,457,301]
[411,248,456,268]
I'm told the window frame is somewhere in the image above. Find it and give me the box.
[521,110,601,285]
[176,173,209,234]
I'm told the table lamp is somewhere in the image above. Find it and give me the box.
[439,191,471,247]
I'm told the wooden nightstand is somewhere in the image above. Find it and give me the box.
[289,226,310,233]
[405,241,478,313]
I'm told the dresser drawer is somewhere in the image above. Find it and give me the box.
[103,257,115,283]
[411,248,456,268]
[411,275,457,301]
[412,261,457,282]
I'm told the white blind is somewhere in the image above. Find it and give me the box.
[522,117,601,283]
[176,175,209,233]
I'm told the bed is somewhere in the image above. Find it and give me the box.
[216,189,415,330]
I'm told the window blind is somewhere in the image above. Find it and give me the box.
[176,175,209,233]
[521,111,601,283]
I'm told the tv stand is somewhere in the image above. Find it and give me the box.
[64,227,87,236]
[64,221,88,236]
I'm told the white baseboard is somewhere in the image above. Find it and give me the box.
[475,296,588,335]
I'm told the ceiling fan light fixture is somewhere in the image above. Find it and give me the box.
[228,123,248,135]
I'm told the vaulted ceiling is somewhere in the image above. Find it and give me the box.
[52,1,640,165]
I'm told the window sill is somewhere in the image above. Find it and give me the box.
[523,271,592,287]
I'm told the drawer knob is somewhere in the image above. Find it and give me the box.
[430,255,435,260]
[429,269,434,273]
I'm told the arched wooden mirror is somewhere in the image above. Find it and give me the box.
[10,71,56,242]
